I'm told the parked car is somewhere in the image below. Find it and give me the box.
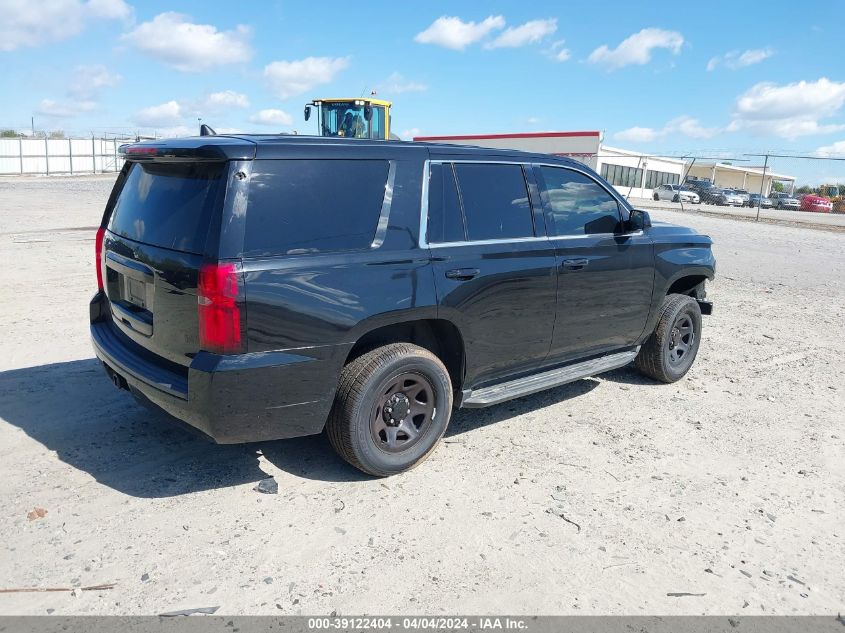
[686,180,722,205]
[729,188,751,206]
[713,189,744,206]
[748,193,773,208]
[653,184,700,204]
[769,192,801,210]
[91,135,715,476]
[800,194,834,213]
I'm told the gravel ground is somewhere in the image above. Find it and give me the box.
[0,175,842,615]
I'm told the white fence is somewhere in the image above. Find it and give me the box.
[0,137,132,176]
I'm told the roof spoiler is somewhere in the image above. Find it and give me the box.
[118,143,229,162]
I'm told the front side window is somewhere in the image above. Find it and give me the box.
[539,166,622,236]
[370,106,385,140]
[243,159,389,257]
[453,163,534,241]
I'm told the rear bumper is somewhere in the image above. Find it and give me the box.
[90,295,341,443]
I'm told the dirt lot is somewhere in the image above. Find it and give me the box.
[0,175,842,615]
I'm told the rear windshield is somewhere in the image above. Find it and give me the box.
[108,162,226,254]
[243,159,389,257]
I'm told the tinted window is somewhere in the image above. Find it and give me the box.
[427,163,466,243]
[244,159,388,256]
[539,166,621,236]
[453,163,533,241]
[109,161,225,254]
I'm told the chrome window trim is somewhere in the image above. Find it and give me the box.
[430,236,551,249]
[418,158,635,248]
[419,159,431,248]
[370,160,397,249]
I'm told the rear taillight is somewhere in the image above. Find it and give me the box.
[198,263,243,354]
[95,226,105,291]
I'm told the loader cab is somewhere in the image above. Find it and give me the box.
[304,98,392,140]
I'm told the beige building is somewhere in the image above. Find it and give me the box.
[686,162,795,195]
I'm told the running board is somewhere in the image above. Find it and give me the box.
[461,349,638,408]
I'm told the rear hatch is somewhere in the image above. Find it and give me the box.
[102,159,229,367]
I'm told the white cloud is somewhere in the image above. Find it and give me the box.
[35,98,97,118]
[401,128,423,140]
[614,126,659,143]
[67,64,121,99]
[34,64,121,118]
[665,116,720,139]
[0,0,131,51]
[545,39,571,62]
[614,116,720,143]
[86,0,131,19]
[526,117,541,124]
[122,12,252,72]
[728,77,845,139]
[202,90,250,110]
[133,101,183,127]
[588,28,683,70]
[815,140,845,157]
[249,109,293,126]
[414,15,505,50]
[263,56,350,100]
[707,47,774,71]
[486,18,557,49]
[379,72,427,94]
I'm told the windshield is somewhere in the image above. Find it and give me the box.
[320,102,370,138]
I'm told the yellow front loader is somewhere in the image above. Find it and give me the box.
[304,98,395,140]
[818,184,845,214]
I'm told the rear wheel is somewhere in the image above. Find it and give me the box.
[326,343,453,476]
[653,193,660,201]
[635,294,702,383]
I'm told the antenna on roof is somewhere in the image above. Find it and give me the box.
[200,124,217,136]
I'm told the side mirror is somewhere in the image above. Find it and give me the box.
[627,209,651,231]
[304,105,311,121]
[364,103,373,121]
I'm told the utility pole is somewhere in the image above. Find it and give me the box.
[755,154,769,222]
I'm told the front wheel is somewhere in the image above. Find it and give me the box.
[653,193,660,201]
[635,294,703,383]
[326,343,453,476]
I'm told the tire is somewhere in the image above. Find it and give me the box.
[326,343,453,477]
[635,294,702,383]
[672,194,679,202]
[653,193,660,201]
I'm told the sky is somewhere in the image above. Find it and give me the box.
[1,0,844,182]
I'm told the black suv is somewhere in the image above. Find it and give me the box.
[685,179,722,205]
[91,136,715,476]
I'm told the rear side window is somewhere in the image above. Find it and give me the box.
[454,163,534,241]
[244,159,389,257]
[427,163,466,243]
[108,162,225,254]
[538,166,621,236]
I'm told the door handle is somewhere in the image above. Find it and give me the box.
[445,268,480,281]
[562,258,589,271]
